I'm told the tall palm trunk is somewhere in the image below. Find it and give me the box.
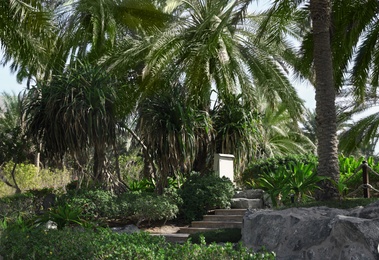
[310,0,339,200]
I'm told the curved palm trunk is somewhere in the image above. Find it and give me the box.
[310,0,339,200]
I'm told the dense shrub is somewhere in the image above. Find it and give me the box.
[179,174,234,222]
[0,227,276,259]
[189,228,242,244]
[241,154,317,187]
[59,189,118,220]
[117,189,181,225]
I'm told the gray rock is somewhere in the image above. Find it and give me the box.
[234,189,264,199]
[231,198,263,209]
[111,224,140,234]
[45,220,58,230]
[242,206,379,260]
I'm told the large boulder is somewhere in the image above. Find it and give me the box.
[242,204,379,260]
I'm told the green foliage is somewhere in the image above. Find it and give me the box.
[242,154,317,188]
[189,228,242,244]
[134,192,180,225]
[252,162,326,206]
[128,178,155,192]
[60,189,118,220]
[38,204,85,230]
[0,227,275,259]
[57,187,181,225]
[0,192,36,219]
[179,174,235,222]
[0,162,71,197]
[118,189,181,225]
[292,197,379,209]
[118,154,144,182]
[337,155,379,197]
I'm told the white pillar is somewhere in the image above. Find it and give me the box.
[213,153,235,184]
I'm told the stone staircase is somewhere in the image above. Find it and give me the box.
[154,189,265,243]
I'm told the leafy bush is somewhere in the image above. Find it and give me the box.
[59,189,118,220]
[179,174,235,222]
[117,189,181,225]
[0,227,275,259]
[242,154,317,187]
[189,228,242,244]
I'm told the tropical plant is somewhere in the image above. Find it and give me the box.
[242,153,318,186]
[136,83,212,194]
[38,204,84,230]
[137,0,304,114]
[252,161,326,206]
[22,60,125,191]
[0,0,53,84]
[107,0,307,193]
[212,93,260,174]
[263,0,360,200]
[339,110,379,157]
[256,103,316,159]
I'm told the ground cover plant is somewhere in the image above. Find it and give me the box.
[0,226,275,259]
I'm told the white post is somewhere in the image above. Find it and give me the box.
[213,154,235,184]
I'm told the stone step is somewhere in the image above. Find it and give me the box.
[203,215,243,222]
[230,198,263,209]
[214,208,247,216]
[151,233,189,243]
[179,227,219,234]
[191,221,242,229]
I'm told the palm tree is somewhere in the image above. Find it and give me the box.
[135,80,214,194]
[22,61,125,191]
[256,102,316,159]
[212,93,260,173]
[0,0,54,85]
[102,0,306,192]
[264,0,341,200]
[36,0,170,81]
[108,0,304,115]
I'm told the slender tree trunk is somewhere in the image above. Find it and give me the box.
[310,0,339,200]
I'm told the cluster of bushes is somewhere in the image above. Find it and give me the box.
[0,172,277,259]
[0,172,235,227]
[243,154,379,206]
